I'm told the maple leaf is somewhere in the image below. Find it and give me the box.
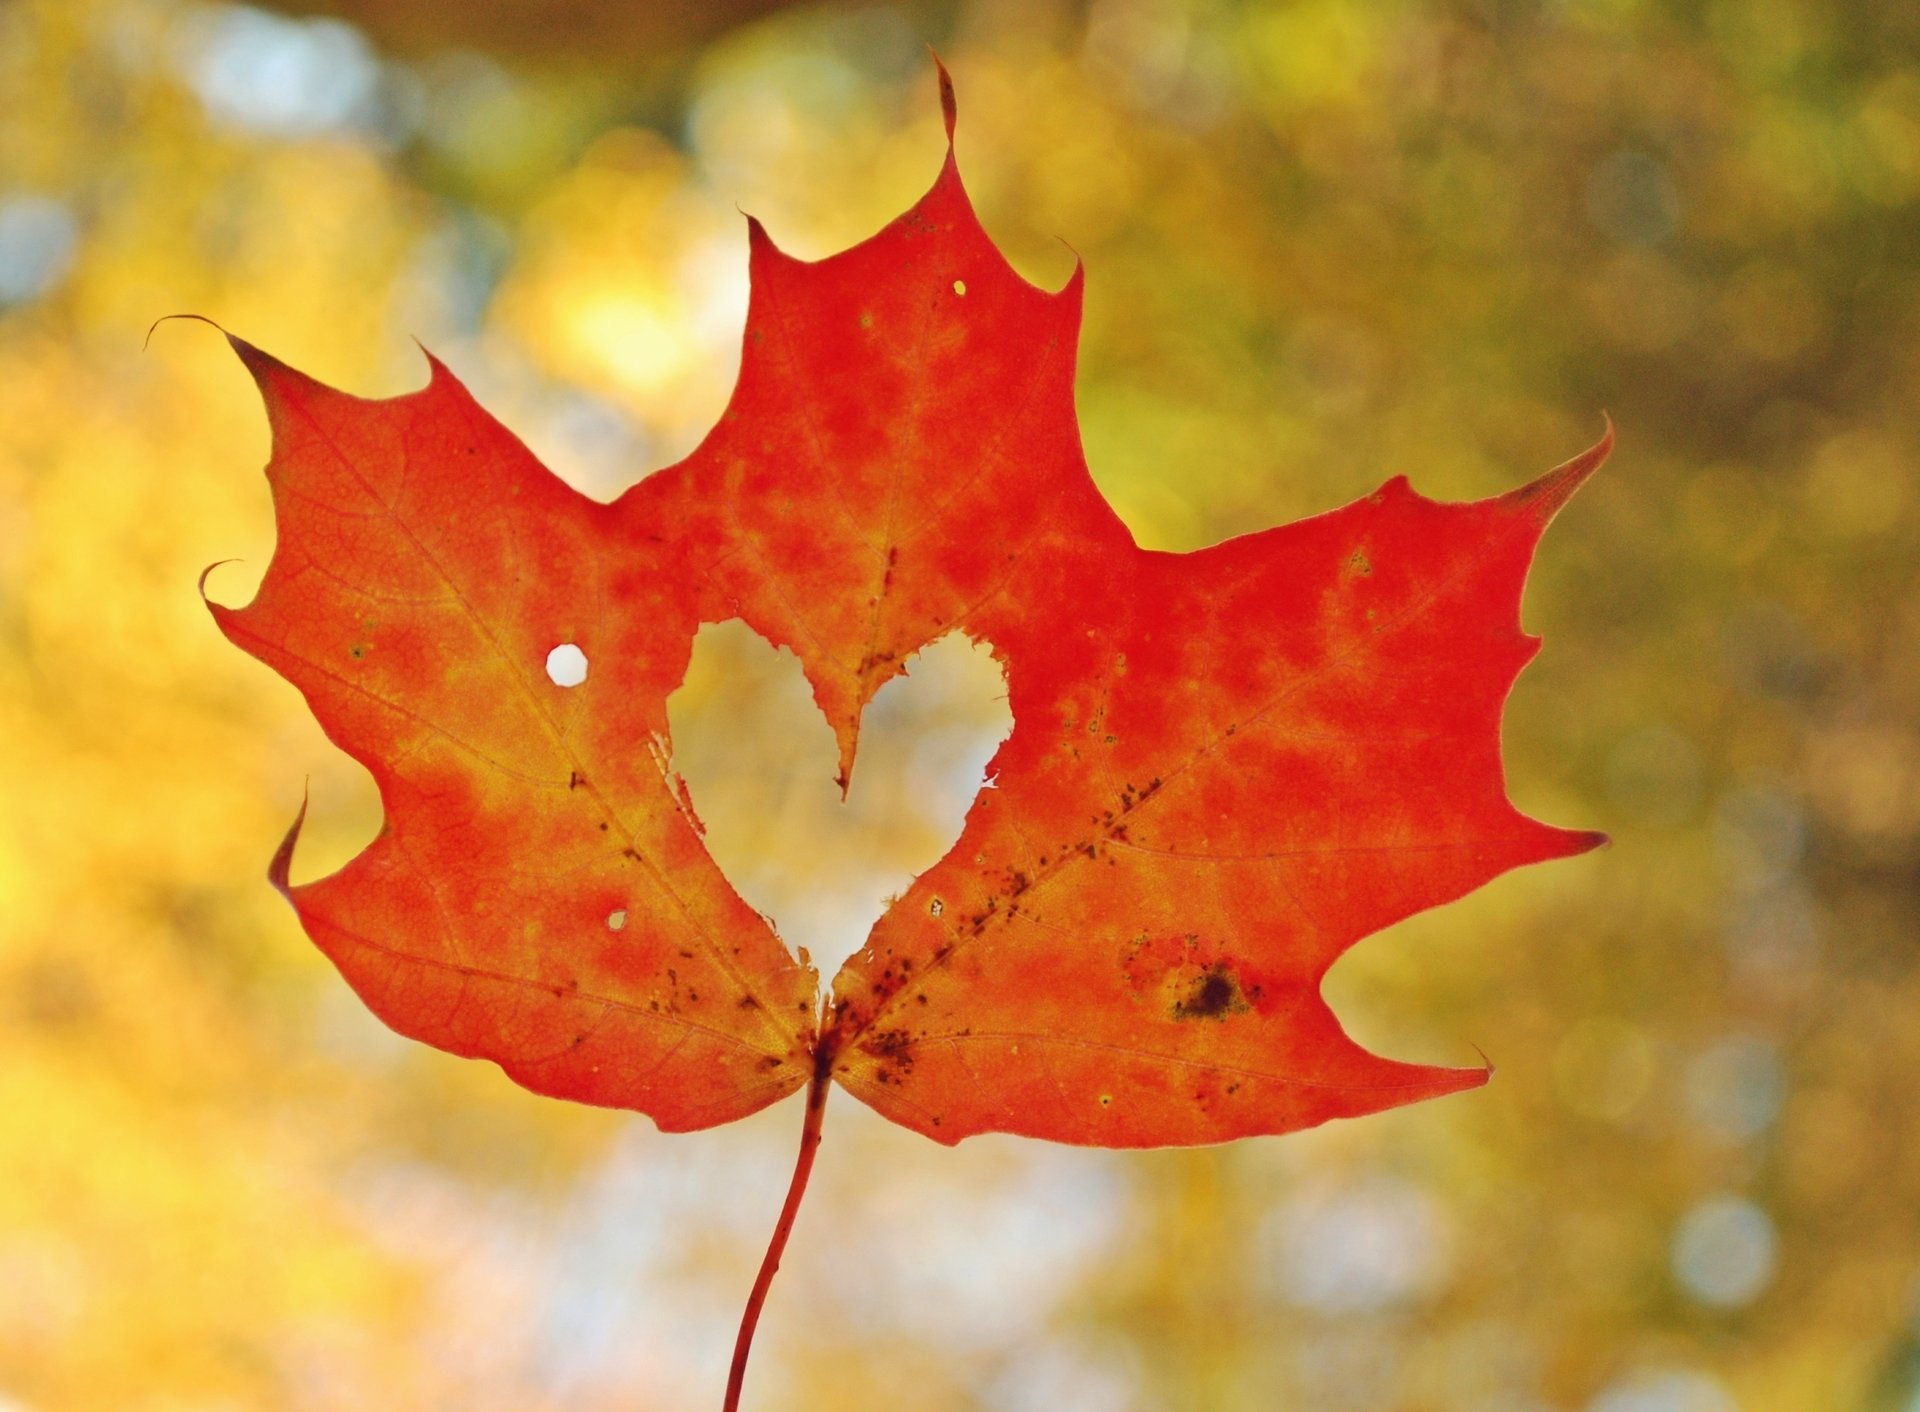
[207,64,1606,1409]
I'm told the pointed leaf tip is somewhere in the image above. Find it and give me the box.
[744,213,784,265]
[1506,417,1614,522]
[933,53,957,142]
[409,335,452,382]
[410,341,470,396]
[1468,1042,1496,1083]
[267,789,310,903]
[834,728,860,803]
[224,331,290,385]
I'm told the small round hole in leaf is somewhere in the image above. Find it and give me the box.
[546,643,589,687]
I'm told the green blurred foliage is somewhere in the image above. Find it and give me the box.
[1,0,1917,1408]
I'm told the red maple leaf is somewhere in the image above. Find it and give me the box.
[207,65,1606,1409]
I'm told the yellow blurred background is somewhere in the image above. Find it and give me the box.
[3,0,1918,1407]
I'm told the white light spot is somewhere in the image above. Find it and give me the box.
[546,643,588,687]
[1684,1035,1785,1141]
[606,909,627,932]
[952,279,967,296]
[1262,1176,1451,1312]
[1672,1195,1775,1308]
[180,5,383,138]
[1588,1368,1736,1412]
[986,1342,1135,1412]
[0,197,78,304]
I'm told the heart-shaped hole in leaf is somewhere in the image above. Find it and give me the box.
[666,620,1012,976]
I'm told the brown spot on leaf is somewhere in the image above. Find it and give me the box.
[1172,964,1250,1022]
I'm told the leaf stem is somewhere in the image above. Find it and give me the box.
[724,1053,832,1412]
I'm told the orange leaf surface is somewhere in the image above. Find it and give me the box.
[209,65,1604,1404]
